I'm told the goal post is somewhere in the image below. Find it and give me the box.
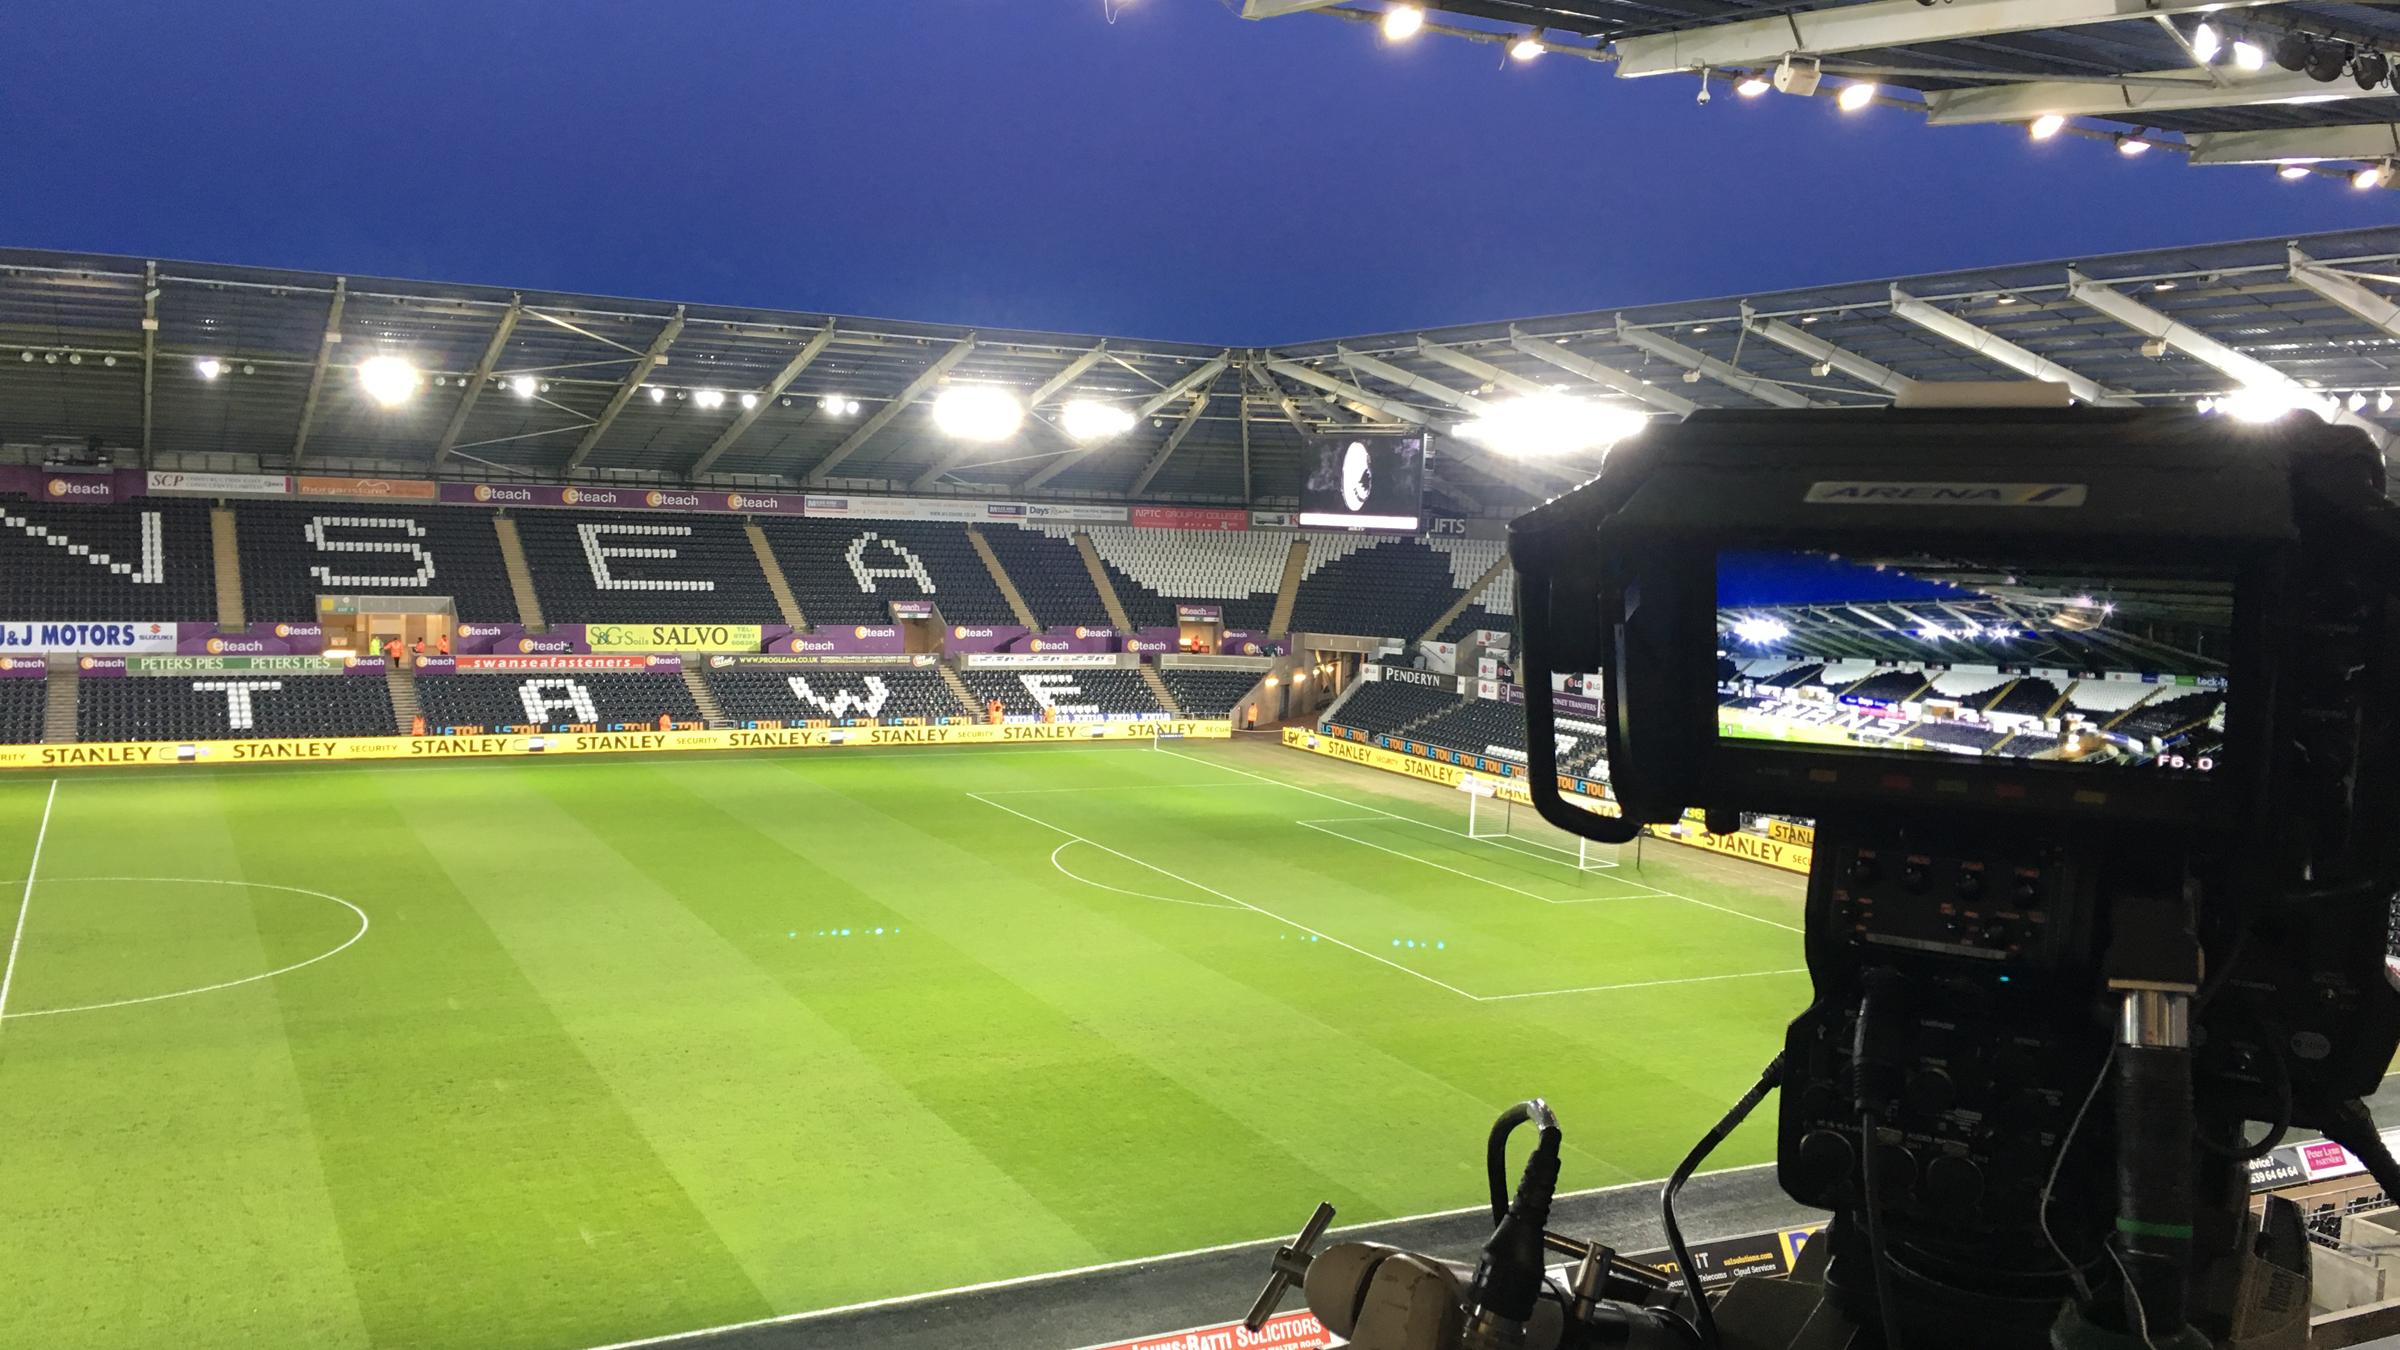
[1459,774,1620,872]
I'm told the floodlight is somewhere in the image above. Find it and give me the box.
[1836,82,1877,112]
[1059,399,1137,443]
[931,385,1025,442]
[820,394,862,416]
[2357,52,2391,90]
[694,388,726,409]
[1454,392,1647,458]
[1735,75,1771,97]
[1731,616,1789,645]
[196,357,224,380]
[2348,392,2369,412]
[2191,21,2221,62]
[2307,43,2348,82]
[2214,385,2322,424]
[508,375,537,399]
[647,386,666,404]
[2355,160,2393,191]
[2275,33,2313,71]
[2382,392,2395,414]
[1381,5,1424,40]
[740,392,759,410]
[2279,163,2313,180]
[356,355,419,408]
[2118,136,2150,155]
[2232,39,2265,71]
[2029,114,2066,140]
[1509,31,1543,60]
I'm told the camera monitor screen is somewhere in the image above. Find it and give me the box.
[1299,434,1426,532]
[1716,550,2229,772]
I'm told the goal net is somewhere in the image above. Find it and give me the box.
[1459,775,1620,872]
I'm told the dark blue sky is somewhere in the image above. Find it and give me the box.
[5,1,2386,345]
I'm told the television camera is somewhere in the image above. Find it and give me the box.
[1245,408,2400,1349]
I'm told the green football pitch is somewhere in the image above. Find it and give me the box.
[0,737,1807,1349]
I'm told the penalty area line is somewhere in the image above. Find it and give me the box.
[966,791,1485,1003]
[0,778,58,1030]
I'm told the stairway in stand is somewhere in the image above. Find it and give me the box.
[1139,667,1181,718]
[387,663,421,734]
[209,506,247,628]
[681,668,729,728]
[493,515,547,628]
[938,666,980,719]
[42,660,77,744]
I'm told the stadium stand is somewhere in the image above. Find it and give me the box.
[1051,525,1284,631]
[1289,536,1471,639]
[1913,721,2008,753]
[1991,677,2063,717]
[959,669,1164,720]
[415,673,700,732]
[0,681,45,744]
[0,494,216,620]
[1158,668,1263,718]
[1325,680,1460,737]
[2114,690,2222,740]
[1410,698,1527,759]
[756,519,1014,626]
[2065,680,2163,718]
[235,501,521,622]
[1842,668,1930,702]
[511,511,777,624]
[77,675,394,741]
[976,527,1109,628]
[706,667,967,725]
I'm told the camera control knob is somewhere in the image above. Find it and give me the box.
[1793,1129,1858,1206]
[1904,1067,1957,1116]
[1924,1155,1985,1211]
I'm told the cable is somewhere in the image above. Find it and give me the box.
[2041,1047,2115,1305]
[1660,1050,1786,1349]
[1485,1099,1559,1226]
[1860,1109,1907,1350]
[2105,1245,2163,1350]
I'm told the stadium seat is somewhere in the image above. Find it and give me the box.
[0,681,46,744]
[0,493,216,620]
[705,667,968,725]
[1290,536,1479,640]
[1047,525,1288,630]
[1324,681,1460,737]
[1158,669,1263,718]
[77,675,394,741]
[756,519,1015,626]
[235,500,521,622]
[511,511,777,623]
[958,669,1164,720]
[977,526,1109,628]
[414,673,701,732]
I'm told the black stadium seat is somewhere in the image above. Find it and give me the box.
[958,669,1163,720]
[1290,538,1468,640]
[706,667,967,725]
[1321,680,1458,736]
[757,519,1015,627]
[0,680,46,744]
[0,494,216,620]
[236,500,520,622]
[976,527,1107,628]
[1159,669,1262,717]
[1062,525,1284,631]
[511,511,776,624]
[77,675,394,741]
[415,673,701,732]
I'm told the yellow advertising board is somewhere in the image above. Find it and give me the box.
[1283,727,1810,875]
[582,624,766,652]
[0,719,1231,773]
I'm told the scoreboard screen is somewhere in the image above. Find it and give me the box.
[1298,434,1426,532]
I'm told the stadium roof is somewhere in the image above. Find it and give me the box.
[1241,1,2400,186]
[2,224,2398,516]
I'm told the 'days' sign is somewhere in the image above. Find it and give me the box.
[583,624,764,652]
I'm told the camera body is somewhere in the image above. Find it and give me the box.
[1509,408,2400,1346]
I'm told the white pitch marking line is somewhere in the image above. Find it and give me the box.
[978,782,1261,795]
[1048,841,1242,910]
[967,792,1485,1003]
[1157,747,1803,935]
[0,877,370,1020]
[572,1160,1785,1350]
[1480,967,1810,1003]
[0,779,58,1029]
[1294,819,1622,905]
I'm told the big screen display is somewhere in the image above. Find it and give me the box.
[1715,549,2229,773]
[1299,435,1426,532]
